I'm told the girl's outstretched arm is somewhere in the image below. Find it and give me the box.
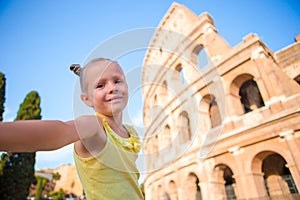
[0,119,80,152]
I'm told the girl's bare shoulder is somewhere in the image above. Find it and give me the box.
[74,115,105,139]
[73,115,107,157]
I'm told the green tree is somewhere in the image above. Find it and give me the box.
[0,72,5,122]
[0,72,6,175]
[34,172,61,200]
[34,175,48,200]
[0,91,41,200]
[49,188,65,200]
[52,172,61,181]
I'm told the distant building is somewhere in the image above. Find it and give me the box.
[53,164,83,198]
[33,164,83,198]
[142,3,300,200]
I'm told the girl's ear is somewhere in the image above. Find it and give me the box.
[80,93,93,107]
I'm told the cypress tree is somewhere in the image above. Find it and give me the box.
[0,91,41,200]
[0,72,6,176]
[0,72,5,121]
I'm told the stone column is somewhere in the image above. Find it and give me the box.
[177,188,184,200]
[286,164,300,194]
[244,172,268,199]
[206,180,226,200]
[198,181,209,200]
[228,146,248,199]
[280,130,300,191]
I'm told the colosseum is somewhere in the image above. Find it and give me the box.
[142,3,300,200]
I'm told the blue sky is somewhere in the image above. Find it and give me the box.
[0,0,299,170]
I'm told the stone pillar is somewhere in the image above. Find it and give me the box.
[199,182,209,200]
[169,192,178,200]
[227,146,254,199]
[206,180,226,200]
[280,130,300,191]
[177,188,184,200]
[244,172,268,199]
[201,23,231,63]
[251,49,273,102]
[286,164,300,193]
[144,183,154,200]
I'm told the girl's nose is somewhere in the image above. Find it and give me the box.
[108,82,117,93]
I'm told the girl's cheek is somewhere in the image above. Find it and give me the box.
[94,92,105,102]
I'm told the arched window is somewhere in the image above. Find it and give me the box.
[168,181,178,200]
[263,154,299,196]
[158,184,170,200]
[152,134,158,152]
[153,94,157,105]
[162,80,168,99]
[239,79,265,113]
[214,164,236,200]
[160,124,172,149]
[192,44,209,69]
[187,173,202,200]
[164,124,172,147]
[202,95,222,128]
[197,48,209,69]
[209,97,222,128]
[175,64,185,84]
[179,111,191,144]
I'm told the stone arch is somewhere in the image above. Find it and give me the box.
[199,94,222,129]
[230,73,265,115]
[150,185,156,200]
[168,180,178,200]
[239,79,265,113]
[156,80,168,105]
[178,111,191,144]
[158,184,170,200]
[251,151,299,197]
[152,134,158,153]
[154,80,169,107]
[157,184,163,200]
[149,94,160,122]
[153,94,158,104]
[175,63,185,84]
[161,80,168,101]
[248,145,294,173]
[198,94,210,136]
[212,164,237,200]
[186,172,202,200]
[191,44,209,70]
[191,44,203,63]
[160,124,172,149]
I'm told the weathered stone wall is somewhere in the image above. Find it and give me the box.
[142,3,300,200]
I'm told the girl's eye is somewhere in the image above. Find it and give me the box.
[97,83,105,88]
[115,80,122,84]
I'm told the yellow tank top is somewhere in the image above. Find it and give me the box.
[74,118,144,200]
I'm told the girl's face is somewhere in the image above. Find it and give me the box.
[81,60,128,117]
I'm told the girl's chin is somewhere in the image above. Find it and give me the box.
[96,108,125,117]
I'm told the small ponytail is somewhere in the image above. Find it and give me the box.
[70,64,81,76]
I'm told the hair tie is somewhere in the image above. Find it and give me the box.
[70,64,81,76]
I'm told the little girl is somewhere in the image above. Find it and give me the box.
[0,58,144,199]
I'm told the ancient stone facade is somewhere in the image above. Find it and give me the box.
[53,164,83,197]
[142,3,300,200]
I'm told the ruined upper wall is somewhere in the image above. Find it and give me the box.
[275,37,300,80]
